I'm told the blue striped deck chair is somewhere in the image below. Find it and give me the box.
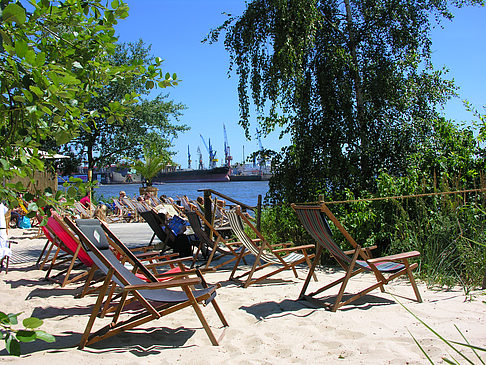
[227,208,317,288]
[291,203,422,312]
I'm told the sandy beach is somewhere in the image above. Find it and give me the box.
[0,224,485,364]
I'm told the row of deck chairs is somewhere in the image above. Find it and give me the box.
[138,197,422,310]
[185,202,421,310]
[34,199,423,348]
[35,212,228,347]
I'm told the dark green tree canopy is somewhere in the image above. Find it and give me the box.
[63,40,188,170]
[210,0,482,203]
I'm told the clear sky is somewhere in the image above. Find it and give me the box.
[114,1,486,168]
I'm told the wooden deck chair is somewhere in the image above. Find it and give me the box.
[74,219,206,314]
[227,208,316,288]
[121,197,141,222]
[74,201,93,218]
[39,214,94,287]
[112,198,134,222]
[291,203,422,311]
[185,210,247,270]
[64,217,228,348]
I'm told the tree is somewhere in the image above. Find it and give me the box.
[0,0,177,206]
[130,142,172,186]
[64,40,189,170]
[210,0,481,203]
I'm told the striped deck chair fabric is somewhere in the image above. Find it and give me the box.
[226,208,316,288]
[292,203,422,311]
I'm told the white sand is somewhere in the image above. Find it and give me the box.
[0,227,485,364]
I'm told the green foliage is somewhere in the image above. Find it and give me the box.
[0,311,55,357]
[260,117,486,288]
[0,0,180,204]
[210,0,484,203]
[130,143,172,186]
[63,40,189,170]
[260,204,310,245]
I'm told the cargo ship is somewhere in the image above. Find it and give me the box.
[152,166,230,184]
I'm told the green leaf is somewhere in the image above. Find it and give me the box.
[23,317,43,329]
[22,89,33,102]
[0,29,13,47]
[5,333,21,356]
[3,4,26,25]
[0,311,9,324]
[111,0,120,8]
[145,80,154,89]
[36,52,46,66]
[16,330,37,343]
[25,49,37,66]
[7,313,21,326]
[14,39,28,58]
[27,202,39,212]
[34,330,55,343]
[67,186,77,198]
[55,130,72,145]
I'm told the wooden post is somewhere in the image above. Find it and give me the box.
[256,194,262,232]
[203,190,212,235]
[88,169,93,216]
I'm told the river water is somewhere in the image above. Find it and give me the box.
[94,181,269,207]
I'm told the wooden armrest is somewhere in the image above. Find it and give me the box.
[272,244,315,253]
[343,245,377,255]
[270,242,293,247]
[225,241,243,246]
[124,277,201,291]
[143,256,195,269]
[367,251,421,263]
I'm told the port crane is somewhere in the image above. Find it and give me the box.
[187,145,191,169]
[256,128,266,168]
[197,146,204,169]
[200,134,218,169]
[223,124,232,167]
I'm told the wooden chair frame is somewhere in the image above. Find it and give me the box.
[64,217,228,348]
[292,202,422,311]
[227,208,316,288]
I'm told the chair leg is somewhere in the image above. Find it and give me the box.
[229,248,246,280]
[79,270,114,349]
[78,266,97,298]
[404,260,422,302]
[332,249,360,312]
[299,245,323,300]
[36,240,50,267]
[183,286,219,346]
[39,242,54,270]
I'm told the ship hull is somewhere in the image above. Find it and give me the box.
[153,167,230,183]
[229,174,271,181]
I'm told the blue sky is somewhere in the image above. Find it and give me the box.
[114,1,486,168]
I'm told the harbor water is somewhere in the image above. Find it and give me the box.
[94,181,269,207]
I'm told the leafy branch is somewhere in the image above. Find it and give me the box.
[0,311,55,357]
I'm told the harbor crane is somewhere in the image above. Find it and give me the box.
[256,128,266,168]
[223,124,233,167]
[200,134,218,169]
[187,145,191,169]
[197,146,204,169]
